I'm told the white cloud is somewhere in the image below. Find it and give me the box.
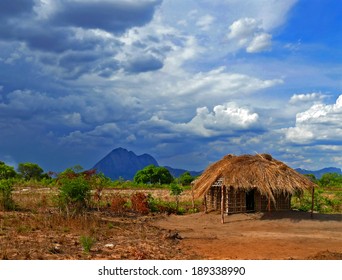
[289,92,325,104]
[196,14,215,31]
[147,102,259,137]
[284,95,342,144]
[227,18,272,53]
[246,33,272,53]
[228,18,261,41]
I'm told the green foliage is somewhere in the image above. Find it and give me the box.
[292,187,342,214]
[318,173,342,187]
[170,183,183,196]
[133,165,174,184]
[57,170,91,216]
[170,183,183,211]
[0,179,15,210]
[0,161,17,180]
[178,171,195,186]
[304,174,318,184]
[80,235,96,253]
[17,162,44,180]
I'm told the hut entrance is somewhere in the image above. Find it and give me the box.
[246,190,255,212]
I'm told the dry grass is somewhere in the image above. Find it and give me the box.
[0,188,192,260]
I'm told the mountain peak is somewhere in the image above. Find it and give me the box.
[93,147,158,180]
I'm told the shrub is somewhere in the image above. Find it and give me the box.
[131,192,149,214]
[110,195,127,214]
[170,183,183,211]
[0,179,15,211]
[57,175,91,216]
[80,235,95,253]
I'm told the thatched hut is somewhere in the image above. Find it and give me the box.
[192,153,316,221]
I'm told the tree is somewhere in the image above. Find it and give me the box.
[0,161,17,180]
[170,183,183,211]
[134,165,174,184]
[319,173,342,187]
[17,162,44,180]
[178,171,195,186]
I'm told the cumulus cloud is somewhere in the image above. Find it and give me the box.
[246,33,272,53]
[289,92,325,104]
[284,95,342,144]
[227,17,272,53]
[147,102,259,137]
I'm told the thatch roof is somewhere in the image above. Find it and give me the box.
[192,153,316,203]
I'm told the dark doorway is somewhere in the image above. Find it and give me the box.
[246,190,255,212]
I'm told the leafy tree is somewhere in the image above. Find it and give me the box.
[0,161,17,179]
[17,162,44,180]
[170,183,183,211]
[319,173,342,187]
[134,165,174,184]
[178,171,195,186]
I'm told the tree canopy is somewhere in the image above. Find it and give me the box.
[0,161,17,179]
[17,162,44,180]
[134,165,174,184]
[178,171,195,186]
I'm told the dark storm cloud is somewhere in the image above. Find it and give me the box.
[51,0,162,33]
[123,55,163,73]
[0,0,35,19]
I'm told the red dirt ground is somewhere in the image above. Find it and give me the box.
[153,211,342,260]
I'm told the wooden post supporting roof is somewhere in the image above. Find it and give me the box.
[267,196,271,212]
[204,193,207,214]
[221,185,225,224]
[311,186,315,218]
[191,186,195,210]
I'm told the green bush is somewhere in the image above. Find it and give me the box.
[57,175,91,216]
[0,179,15,210]
[292,187,342,214]
[80,235,96,253]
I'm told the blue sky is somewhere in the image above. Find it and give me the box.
[0,0,341,173]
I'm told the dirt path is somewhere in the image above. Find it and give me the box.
[153,211,342,260]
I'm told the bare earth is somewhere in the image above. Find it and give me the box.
[1,188,341,260]
[153,211,342,260]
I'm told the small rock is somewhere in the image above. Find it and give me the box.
[104,243,115,249]
[49,244,62,254]
[164,230,182,240]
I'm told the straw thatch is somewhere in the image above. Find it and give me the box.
[192,153,316,204]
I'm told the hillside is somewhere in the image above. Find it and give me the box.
[93,147,201,180]
[295,167,342,179]
[93,147,159,180]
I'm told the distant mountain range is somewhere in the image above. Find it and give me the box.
[93,147,341,181]
[93,147,201,180]
[295,167,342,179]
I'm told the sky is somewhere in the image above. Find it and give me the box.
[0,0,341,173]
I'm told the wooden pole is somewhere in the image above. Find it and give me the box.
[191,186,195,210]
[267,196,271,212]
[204,193,207,214]
[311,186,315,218]
[226,186,229,215]
[221,185,225,224]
